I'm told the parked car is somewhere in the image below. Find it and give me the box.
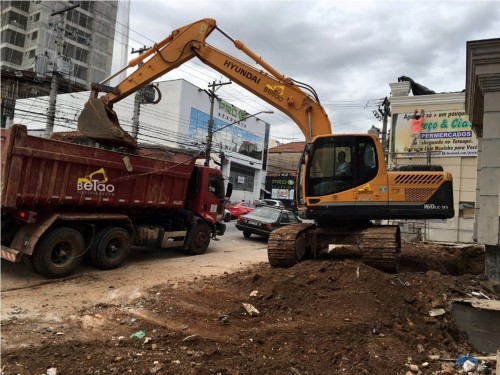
[253,199,265,207]
[224,209,231,222]
[225,201,255,219]
[235,206,301,238]
[262,199,285,208]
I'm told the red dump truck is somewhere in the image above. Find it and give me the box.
[1,125,227,278]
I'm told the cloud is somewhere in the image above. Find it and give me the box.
[126,0,499,141]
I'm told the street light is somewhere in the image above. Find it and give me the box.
[205,110,274,166]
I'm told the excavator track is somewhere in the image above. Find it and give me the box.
[360,225,401,273]
[267,223,316,267]
[268,223,401,273]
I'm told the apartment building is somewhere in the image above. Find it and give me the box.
[1,0,127,87]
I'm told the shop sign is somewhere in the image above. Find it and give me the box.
[394,110,478,157]
[266,173,295,200]
[219,100,248,121]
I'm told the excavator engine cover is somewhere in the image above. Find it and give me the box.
[78,97,138,149]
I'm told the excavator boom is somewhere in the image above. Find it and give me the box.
[77,18,331,146]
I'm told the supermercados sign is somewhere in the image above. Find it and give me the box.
[393,110,478,157]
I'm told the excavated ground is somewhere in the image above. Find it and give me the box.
[1,241,498,375]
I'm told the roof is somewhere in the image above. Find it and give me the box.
[268,141,306,153]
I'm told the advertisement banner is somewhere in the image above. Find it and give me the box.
[266,173,296,200]
[393,110,477,157]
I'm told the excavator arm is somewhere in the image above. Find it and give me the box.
[78,18,331,148]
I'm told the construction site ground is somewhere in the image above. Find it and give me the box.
[1,229,498,375]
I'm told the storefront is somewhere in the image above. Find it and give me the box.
[389,81,478,242]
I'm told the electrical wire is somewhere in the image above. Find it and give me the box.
[9,2,383,142]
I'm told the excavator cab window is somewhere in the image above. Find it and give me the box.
[356,138,378,185]
[296,145,312,206]
[304,136,379,197]
[306,138,354,196]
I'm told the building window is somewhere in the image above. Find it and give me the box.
[1,29,26,47]
[459,202,475,219]
[73,64,87,80]
[189,107,264,161]
[1,47,23,65]
[31,30,37,40]
[230,165,255,193]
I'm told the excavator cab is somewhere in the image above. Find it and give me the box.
[304,136,378,197]
[78,97,138,149]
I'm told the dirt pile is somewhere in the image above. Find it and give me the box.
[1,242,498,375]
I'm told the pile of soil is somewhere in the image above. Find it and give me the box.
[2,242,498,375]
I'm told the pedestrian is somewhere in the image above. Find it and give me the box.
[409,109,424,151]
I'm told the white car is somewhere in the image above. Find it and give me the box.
[263,199,285,208]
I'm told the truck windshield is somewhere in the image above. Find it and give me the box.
[208,173,225,199]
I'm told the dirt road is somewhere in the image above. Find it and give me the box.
[1,223,267,323]
[2,225,497,375]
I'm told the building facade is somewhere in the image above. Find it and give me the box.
[1,0,126,87]
[388,81,478,243]
[129,80,272,204]
[465,38,500,281]
[265,141,306,210]
[13,79,272,204]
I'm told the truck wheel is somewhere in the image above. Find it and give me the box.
[187,223,210,255]
[89,227,131,270]
[32,227,85,279]
[243,231,251,238]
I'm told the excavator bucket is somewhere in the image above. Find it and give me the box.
[78,97,138,149]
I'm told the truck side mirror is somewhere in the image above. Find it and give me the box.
[225,182,233,198]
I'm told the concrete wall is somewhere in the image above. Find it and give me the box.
[465,38,500,281]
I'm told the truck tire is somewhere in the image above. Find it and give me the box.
[32,227,85,279]
[186,223,210,255]
[89,227,131,270]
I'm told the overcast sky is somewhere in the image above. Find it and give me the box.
[125,0,500,143]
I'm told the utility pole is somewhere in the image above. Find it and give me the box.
[1,83,16,129]
[204,80,231,166]
[130,46,149,140]
[373,97,391,163]
[44,3,79,138]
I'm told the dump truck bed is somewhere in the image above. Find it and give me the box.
[1,125,196,211]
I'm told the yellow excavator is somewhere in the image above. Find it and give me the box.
[78,18,454,272]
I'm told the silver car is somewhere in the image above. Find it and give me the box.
[263,199,285,208]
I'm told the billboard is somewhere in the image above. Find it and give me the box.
[393,110,477,157]
[265,173,296,200]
